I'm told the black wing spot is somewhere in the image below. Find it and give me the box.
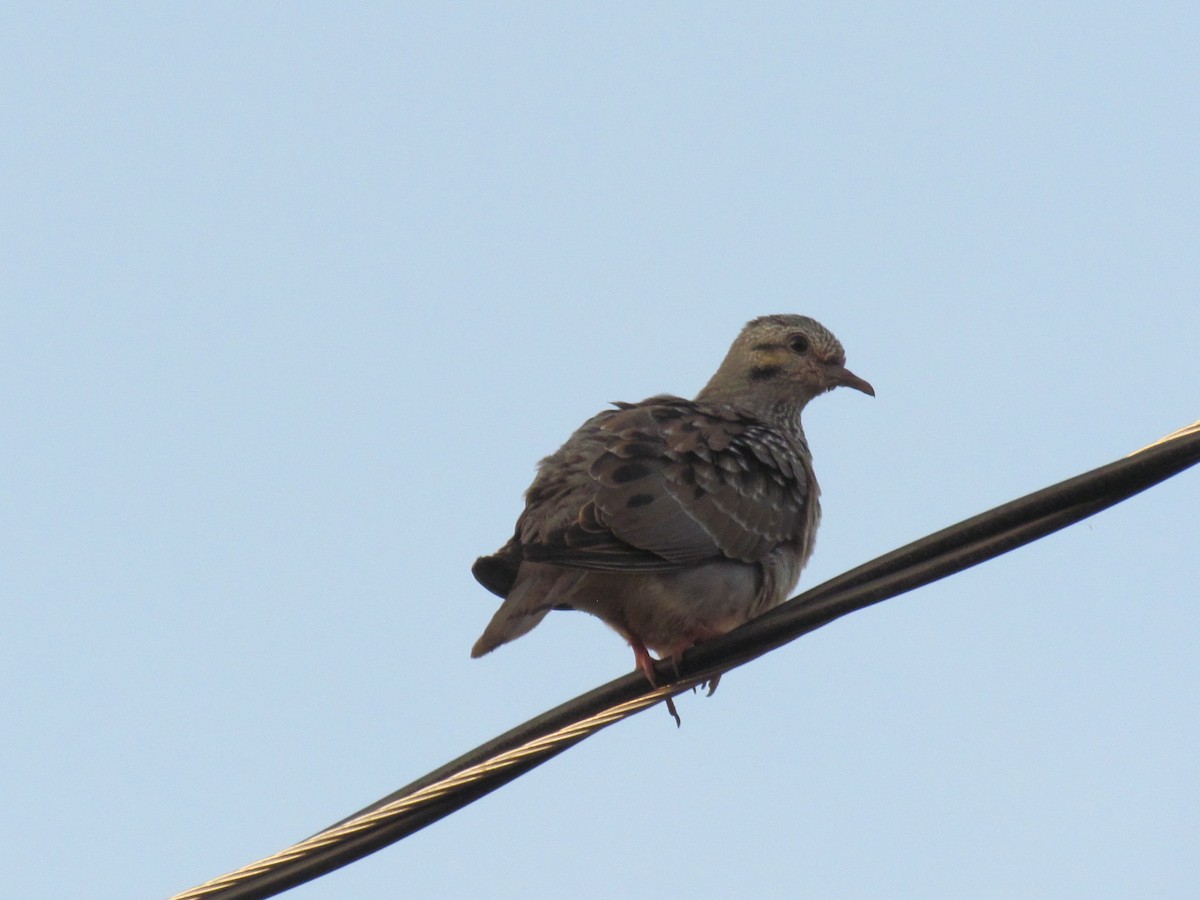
[616,441,659,457]
[611,461,653,483]
[650,407,685,421]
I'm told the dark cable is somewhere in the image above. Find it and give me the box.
[171,422,1200,900]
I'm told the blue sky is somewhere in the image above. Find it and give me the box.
[3,4,1197,898]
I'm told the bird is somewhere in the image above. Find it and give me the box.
[470,314,873,707]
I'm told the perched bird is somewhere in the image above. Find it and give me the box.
[471,314,873,695]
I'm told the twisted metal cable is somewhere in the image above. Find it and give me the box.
[171,419,1200,900]
[171,686,686,899]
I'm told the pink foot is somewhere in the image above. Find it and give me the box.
[629,638,681,727]
[629,637,658,685]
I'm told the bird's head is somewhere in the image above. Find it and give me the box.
[698,314,874,423]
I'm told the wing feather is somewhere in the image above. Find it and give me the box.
[484,397,816,577]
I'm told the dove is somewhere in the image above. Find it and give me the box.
[470,314,873,698]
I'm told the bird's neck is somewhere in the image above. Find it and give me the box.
[694,380,813,438]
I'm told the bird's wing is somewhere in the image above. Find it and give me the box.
[511,399,815,574]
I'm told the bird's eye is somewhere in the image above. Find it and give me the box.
[789,335,809,354]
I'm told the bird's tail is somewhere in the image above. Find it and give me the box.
[470,567,564,658]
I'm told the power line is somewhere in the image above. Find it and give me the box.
[172,420,1200,900]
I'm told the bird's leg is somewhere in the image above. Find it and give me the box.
[668,654,683,681]
[629,638,681,727]
[629,638,658,685]
[670,634,721,697]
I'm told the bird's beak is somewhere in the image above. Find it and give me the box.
[828,365,875,397]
